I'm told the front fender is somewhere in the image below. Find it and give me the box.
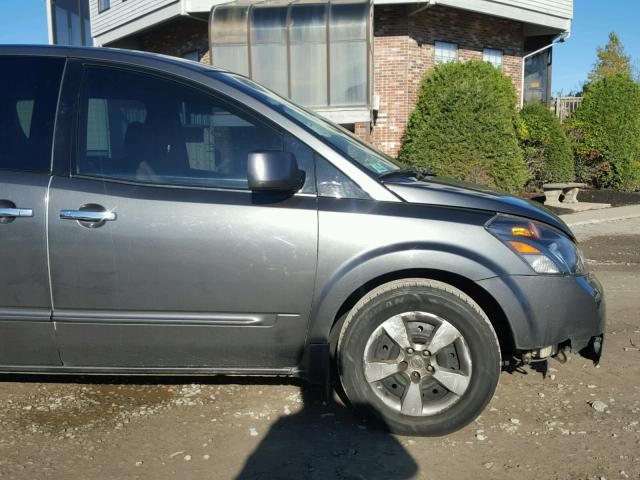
[306,243,512,344]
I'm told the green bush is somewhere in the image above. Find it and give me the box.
[565,73,640,191]
[399,61,527,193]
[519,102,574,187]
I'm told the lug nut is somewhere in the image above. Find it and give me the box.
[411,371,421,382]
[398,361,408,371]
[422,350,431,357]
[406,348,414,355]
[426,365,435,374]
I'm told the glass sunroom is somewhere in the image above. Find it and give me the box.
[209,0,372,125]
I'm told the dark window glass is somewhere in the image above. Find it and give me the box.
[316,156,369,199]
[98,0,110,12]
[0,56,64,173]
[77,66,315,192]
[524,50,551,105]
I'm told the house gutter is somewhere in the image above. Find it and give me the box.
[520,31,570,108]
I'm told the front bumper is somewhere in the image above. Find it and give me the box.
[477,271,606,360]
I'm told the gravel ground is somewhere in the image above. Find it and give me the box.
[0,233,639,479]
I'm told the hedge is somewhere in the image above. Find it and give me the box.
[519,102,574,187]
[565,73,640,191]
[399,61,527,193]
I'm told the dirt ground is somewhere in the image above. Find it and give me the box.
[0,235,639,480]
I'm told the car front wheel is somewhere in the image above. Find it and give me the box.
[337,278,501,436]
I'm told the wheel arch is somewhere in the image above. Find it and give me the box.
[324,269,516,362]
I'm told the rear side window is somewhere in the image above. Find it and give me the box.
[76,65,315,192]
[0,56,64,173]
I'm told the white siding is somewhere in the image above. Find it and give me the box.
[435,0,572,30]
[90,0,180,37]
[89,0,572,45]
[496,0,572,20]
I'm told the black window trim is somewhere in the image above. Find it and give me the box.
[48,56,68,174]
[71,60,319,195]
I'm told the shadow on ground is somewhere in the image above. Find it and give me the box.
[235,385,418,480]
[1,374,418,479]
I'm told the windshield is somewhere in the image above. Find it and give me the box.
[211,72,400,176]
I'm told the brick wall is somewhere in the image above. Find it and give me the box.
[371,5,524,157]
[354,121,372,143]
[127,17,210,63]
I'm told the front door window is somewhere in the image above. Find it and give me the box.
[77,66,315,192]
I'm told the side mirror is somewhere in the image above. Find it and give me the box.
[247,151,305,193]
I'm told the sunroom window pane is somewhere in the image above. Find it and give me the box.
[211,6,250,76]
[54,5,70,44]
[250,6,289,97]
[210,0,370,109]
[290,3,327,106]
[69,9,82,45]
[329,1,368,106]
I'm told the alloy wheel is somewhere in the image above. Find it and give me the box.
[362,311,472,416]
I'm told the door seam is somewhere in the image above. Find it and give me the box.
[45,175,55,315]
[45,175,63,366]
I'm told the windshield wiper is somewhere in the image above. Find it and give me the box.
[378,167,433,181]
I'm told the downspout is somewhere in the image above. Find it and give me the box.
[520,31,570,108]
[45,0,55,44]
[408,0,437,17]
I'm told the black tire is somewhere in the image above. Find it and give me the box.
[337,278,500,436]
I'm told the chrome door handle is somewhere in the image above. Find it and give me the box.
[60,210,117,222]
[0,208,33,218]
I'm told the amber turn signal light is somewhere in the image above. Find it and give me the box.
[508,241,541,254]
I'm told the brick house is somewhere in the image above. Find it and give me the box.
[47,0,573,157]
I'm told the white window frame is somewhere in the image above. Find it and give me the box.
[483,48,503,69]
[435,41,458,64]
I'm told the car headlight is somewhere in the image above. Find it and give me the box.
[486,215,586,275]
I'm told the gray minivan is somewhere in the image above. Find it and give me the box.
[0,46,604,435]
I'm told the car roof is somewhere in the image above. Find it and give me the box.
[0,44,222,75]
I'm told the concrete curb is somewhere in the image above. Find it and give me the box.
[560,205,640,227]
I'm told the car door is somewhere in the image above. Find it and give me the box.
[0,55,65,367]
[48,61,318,370]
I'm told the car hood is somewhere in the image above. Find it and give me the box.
[384,176,573,238]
